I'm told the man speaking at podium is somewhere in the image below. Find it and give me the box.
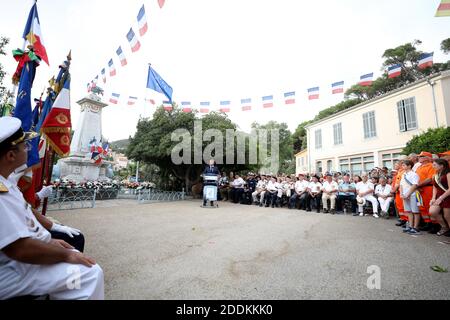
[203,159,220,207]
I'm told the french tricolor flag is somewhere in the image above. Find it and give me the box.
[110,93,120,105]
[101,68,106,83]
[262,96,274,108]
[284,92,296,105]
[220,101,231,113]
[200,102,210,113]
[116,46,127,67]
[145,98,156,105]
[128,96,138,106]
[108,59,116,77]
[241,98,252,111]
[418,52,434,69]
[332,81,344,94]
[182,102,192,113]
[308,87,320,100]
[359,73,374,86]
[137,5,148,37]
[127,28,141,53]
[387,64,402,78]
[163,101,173,111]
[23,3,49,65]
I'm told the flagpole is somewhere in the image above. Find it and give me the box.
[11,0,38,112]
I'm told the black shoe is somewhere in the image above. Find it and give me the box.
[306,208,311,212]
[396,220,407,227]
[428,224,441,234]
[419,223,433,232]
[323,209,329,214]
[271,204,275,208]
[330,209,336,215]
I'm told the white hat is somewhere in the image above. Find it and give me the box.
[356,196,366,206]
[0,116,37,150]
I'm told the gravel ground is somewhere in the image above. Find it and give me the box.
[50,199,450,300]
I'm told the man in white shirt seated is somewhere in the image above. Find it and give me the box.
[321,173,339,214]
[289,174,309,210]
[264,176,278,208]
[356,173,380,218]
[230,174,245,204]
[306,175,322,213]
[374,176,393,218]
[253,175,267,206]
[0,117,104,300]
[336,174,357,215]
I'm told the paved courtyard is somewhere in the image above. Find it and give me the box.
[51,200,450,300]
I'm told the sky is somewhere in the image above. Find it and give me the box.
[0,0,449,142]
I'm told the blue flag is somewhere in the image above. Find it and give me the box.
[146,66,173,103]
[27,100,42,167]
[14,61,38,132]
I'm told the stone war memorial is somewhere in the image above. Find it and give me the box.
[57,92,112,183]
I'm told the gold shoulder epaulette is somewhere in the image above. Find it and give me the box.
[0,182,9,193]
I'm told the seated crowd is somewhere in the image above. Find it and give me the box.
[215,151,450,237]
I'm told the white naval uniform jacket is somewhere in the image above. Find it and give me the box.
[0,174,52,298]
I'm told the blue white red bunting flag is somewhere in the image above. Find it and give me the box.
[181,102,192,113]
[163,101,173,111]
[359,73,374,86]
[116,47,127,67]
[200,102,210,113]
[284,92,295,105]
[262,96,273,108]
[108,59,116,77]
[128,96,138,105]
[127,28,141,53]
[418,52,434,69]
[101,68,106,83]
[110,93,120,104]
[241,98,252,111]
[220,101,231,113]
[332,81,344,94]
[308,87,320,100]
[137,5,148,36]
[388,64,402,78]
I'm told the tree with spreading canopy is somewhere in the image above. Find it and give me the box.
[127,105,259,191]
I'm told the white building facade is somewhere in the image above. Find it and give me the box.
[306,71,450,175]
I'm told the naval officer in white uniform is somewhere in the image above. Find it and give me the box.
[0,117,104,300]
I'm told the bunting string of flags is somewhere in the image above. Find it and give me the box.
[85,0,439,114]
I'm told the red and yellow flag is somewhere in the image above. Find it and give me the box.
[436,0,450,17]
[41,79,72,157]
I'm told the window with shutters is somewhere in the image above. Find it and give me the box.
[397,97,417,132]
[333,123,343,145]
[315,129,322,149]
[363,111,377,139]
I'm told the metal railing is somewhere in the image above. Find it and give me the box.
[46,187,186,211]
[47,189,96,212]
[137,189,186,203]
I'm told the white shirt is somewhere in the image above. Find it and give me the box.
[308,182,322,193]
[356,181,375,195]
[375,184,392,197]
[266,181,277,192]
[295,180,309,193]
[256,180,266,190]
[232,178,245,188]
[321,181,338,193]
[0,175,51,268]
[400,171,419,197]
[413,162,421,173]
